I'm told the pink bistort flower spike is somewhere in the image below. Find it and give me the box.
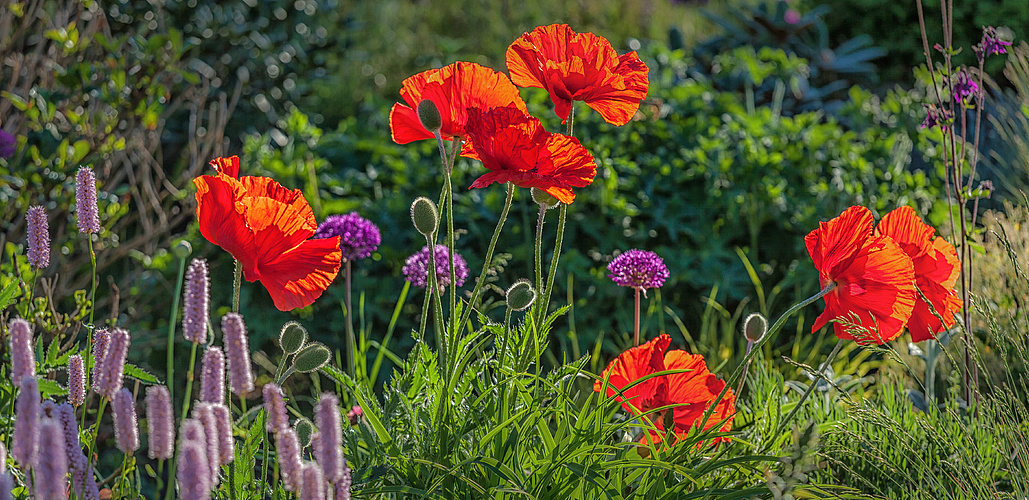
[68,355,86,407]
[8,318,35,384]
[146,385,174,460]
[75,167,100,234]
[200,346,225,404]
[26,206,50,269]
[91,328,111,385]
[35,417,68,500]
[182,259,210,344]
[55,403,87,472]
[12,376,40,468]
[113,388,139,454]
[334,466,352,500]
[222,313,254,396]
[263,383,289,434]
[300,462,327,500]
[314,392,345,482]
[95,328,130,400]
[177,438,212,500]
[276,428,303,492]
[211,404,234,465]
[192,404,222,486]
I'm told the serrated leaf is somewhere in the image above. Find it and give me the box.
[0,280,19,310]
[38,379,67,398]
[123,363,160,384]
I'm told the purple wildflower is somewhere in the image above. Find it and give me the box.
[314,212,381,262]
[12,376,40,468]
[8,318,35,384]
[199,346,225,404]
[402,244,469,289]
[177,437,212,500]
[222,313,254,396]
[210,404,234,465]
[192,404,222,486]
[276,428,303,492]
[91,328,111,384]
[920,103,952,132]
[0,472,12,500]
[314,393,345,482]
[978,26,1013,59]
[0,129,15,159]
[952,70,979,103]
[68,354,86,406]
[146,385,175,460]
[26,206,49,269]
[263,383,289,434]
[55,403,87,472]
[112,388,139,454]
[607,249,670,291]
[95,328,130,400]
[334,467,352,500]
[35,417,68,500]
[71,466,101,500]
[300,462,327,500]
[182,259,210,344]
[75,167,100,234]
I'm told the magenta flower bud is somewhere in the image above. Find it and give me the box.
[8,318,35,384]
[199,347,225,404]
[192,404,222,486]
[35,417,68,500]
[177,439,212,500]
[333,466,352,500]
[112,388,139,454]
[314,392,345,482]
[211,404,234,465]
[222,313,254,396]
[26,205,50,269]
[263,383,289,434]
[55,403,87,472]
[182,259,210,344]
[75,167,100,234]
[145,385,174,460]
[12,376,40,467]
[300,462,326,500]
[276,428,303,492]
[91,328,111,384]
[68,355,86,407]
[95,328,130,400]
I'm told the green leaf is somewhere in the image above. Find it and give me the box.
[38,379,68,398]
[123,363,161,384]
[0,280,19,310]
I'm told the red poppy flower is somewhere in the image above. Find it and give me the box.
[506,24,649,126]
[593,334,735,447]
[389,61,528,147]
[805,206,917,344]
[465,106,596,204]
[194,156,342,311]
[874,206,962,341]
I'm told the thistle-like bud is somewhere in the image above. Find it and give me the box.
[146,385,174,460]
[410,197,438,237]
[199,347,225,404]
[95,328,130,400]
[183,259,210,344]
[26,206,50,269]
[276,428,303,492]
[416,99,443,134]
[263,383,289,434]
[211,404,234,465]
[177,438,211,500]
[293,343,331,373]
[222,313,255,396]
[531,187,560,209]
[91,328,111,384]
[8,318,35,384]
[75,167,100,234]
[300,462,327,500]
[68,355,86,407]
[279,321,307,355]
[743,313,768,343]
[505,280,536,312]
[12,376,40,468]
[191,404,222,486]
[314,393,345,482]
[112,388,139,454]
[294,417,315,449]
[35,417,68,500]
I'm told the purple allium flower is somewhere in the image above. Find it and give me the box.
[402,244,469,289]
[276,428,303,492]
[978,26,1013,59]
[607,249,670,291]
[8,318,35,384]
[91,328,111,384]
[920,103,952,131]
[210,404,234,465]
[314,393,345,482]
[95,328,130,400]
[112,388,139,454]
[55,403,87,472]
[183,259,210,344]
[953,69,979,103]
[26,206,49,269]
[12,376,40,468]
[300,462,327,500]
[222,313,254,396]
[177,438,212,500]
[0,129,15,159]
[314,212,381,262]
[67,355,86,407]
[192,404,222,486]
[35,417,68,500]
[146,385,174,460]
[75,167,100,234]
[334,468,352,500]
[199,346,225,404]
[263,383,289,434]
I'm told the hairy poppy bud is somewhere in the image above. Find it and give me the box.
[531,187,560,209]
[173,240,193,260]
[743,313,768,343]
[505,280,536,311]
[417,99,443,133]
[292,343,331,374]
[279,321,307,355]
[410,197,438,237]
[294,417,315,449]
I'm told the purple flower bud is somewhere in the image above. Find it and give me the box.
[222,313,254,396]
[314,393,345,482]
[34,417,68,500]
[313,213,381,262]
[263,383,289,434]
[183,259,210,344]
[192,404,222,486]
[607,249,669,290]
[210,404,234,465]
[55,403,87,473]
[26,206,50,269]
[75,167,100,234]
[145,385,174,460]
[276,428,303,492]
[333,466,352,500]
[91,328,111,384]
[112,388,139,454]
[199,347,225,404]
[300,462,327,500]
[921,103,952,132]
[12,376,40,468]
[177,439,212,500]
[8,318,35,385]
[68,355,86,407]
[402,244,469,289]
[95,328,130,400]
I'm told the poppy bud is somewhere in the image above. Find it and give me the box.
[292,343,331,374]
[505,280,536,311]
[294,417,315,449]
[417,99,443,133]
[531,187,560,209]
[743,313,768,343]
[279,321,307,355]
[410,197,438,237]
[173,240,193,259]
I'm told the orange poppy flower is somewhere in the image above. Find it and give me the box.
[194,156,342,311]
[465,106,596,204]
[389,61,528,147]
[805,206,917,344]
[506,24,649,126]
[593,334,735,447]
[874,206,962,342]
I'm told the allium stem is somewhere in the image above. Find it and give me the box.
[633,287,641,346]
[344,260,355,379]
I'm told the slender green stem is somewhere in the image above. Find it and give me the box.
[735,341,755,398]
[87,237,97,329]
[537,203,568,327]
[534,205,546,295]
[156,459,165,500]
[445,139,460,337]
[87,399,108,465]
[232,259,242,313]
[179,342,200,421]
[166,254,188,414]
[344,260,355,377]
[425,234,447,370]
[773,338,846,439]
[418,290,431,343]
[117,453,130,496]
[457,182,516,330]
[633,287,641,346]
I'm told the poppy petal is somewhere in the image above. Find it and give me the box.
[875,206,934,259]
[209,156,240,178]
[193,174,258,274]
[594,334,670,414]
[257,237,343,311]
[805,205,874,279]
